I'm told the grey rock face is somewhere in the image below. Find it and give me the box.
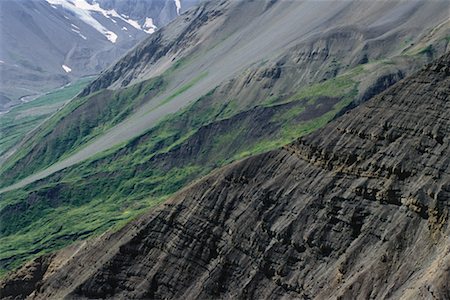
[2,0,449,193]
[94,0,198,26]
[2,50,449,300]
[0,0,198,111]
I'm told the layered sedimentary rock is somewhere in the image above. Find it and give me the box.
[1,53,449,300]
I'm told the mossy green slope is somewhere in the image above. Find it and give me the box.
[0,78,93,158]
[0,72,358,276]
[0,76,167,187]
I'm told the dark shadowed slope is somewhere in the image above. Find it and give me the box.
[2,52,449,299]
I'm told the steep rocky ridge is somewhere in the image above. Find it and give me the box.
[0,86,349,275]
[85,0,450,94]
[1,0,450,279]
[0,0,197,111]
[2,0,449,191]
[2,48,449,299]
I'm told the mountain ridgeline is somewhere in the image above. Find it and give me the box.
[0,0,449,292]
[2,0,449,190]
[0,0,198,111]
[2,40,449,300]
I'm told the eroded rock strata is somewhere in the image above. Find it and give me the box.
[2,53,449,300]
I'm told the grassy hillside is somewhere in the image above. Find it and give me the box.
[0,78,93,159]
[1,0,448,282]
[0,48,436,277]
[0,71,359,276]
[0,76,167,187]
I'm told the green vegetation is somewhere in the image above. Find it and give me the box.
[0,57,211,189]
[165,56,191,74]
[0,76,167,187]
[265,68,360,108]
[0,69,360,276]
[418,44,434,57]
[161,72,208,106]
[0,78,93,157]
[403,42,439,58]
[290,75,356,101]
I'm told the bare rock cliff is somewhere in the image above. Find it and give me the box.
[1,53,449,299]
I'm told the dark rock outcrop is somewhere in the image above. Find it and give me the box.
[2,52,450,300]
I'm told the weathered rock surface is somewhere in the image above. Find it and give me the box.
[0,0,198,111]
[2,53,450,300]
[4,0,450,192]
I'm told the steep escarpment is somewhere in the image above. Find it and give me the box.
[3,53,449,299]
[1,0,450,288]
[0,91,346,275]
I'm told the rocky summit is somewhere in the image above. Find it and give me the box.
[1,48,449,300]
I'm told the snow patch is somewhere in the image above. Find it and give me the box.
[46,0,119,43]
[62,65,72,73]
[0,60,4,64]
[174,0,181,15]
[46,0,159,42]
[104,31,117,43]
[71,26,87,40]
[124,18,141,30]
[143,17,157,34]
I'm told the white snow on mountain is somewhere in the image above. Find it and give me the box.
[62,65,72,73]
[45,0,160,43]
[46,0,118,43]
[174,0,181,15]
[79,33,87,40]
[124,18,141,30]
[71,25,88,40]
[104,31,117,43]
[143,17,157,34]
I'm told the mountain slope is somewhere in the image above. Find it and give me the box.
[2,0,449,190]
[2,47,449,300]
[0,0,449,277]
[0,70,358,276]
[0,78,94,161]
[0,0,197,111]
